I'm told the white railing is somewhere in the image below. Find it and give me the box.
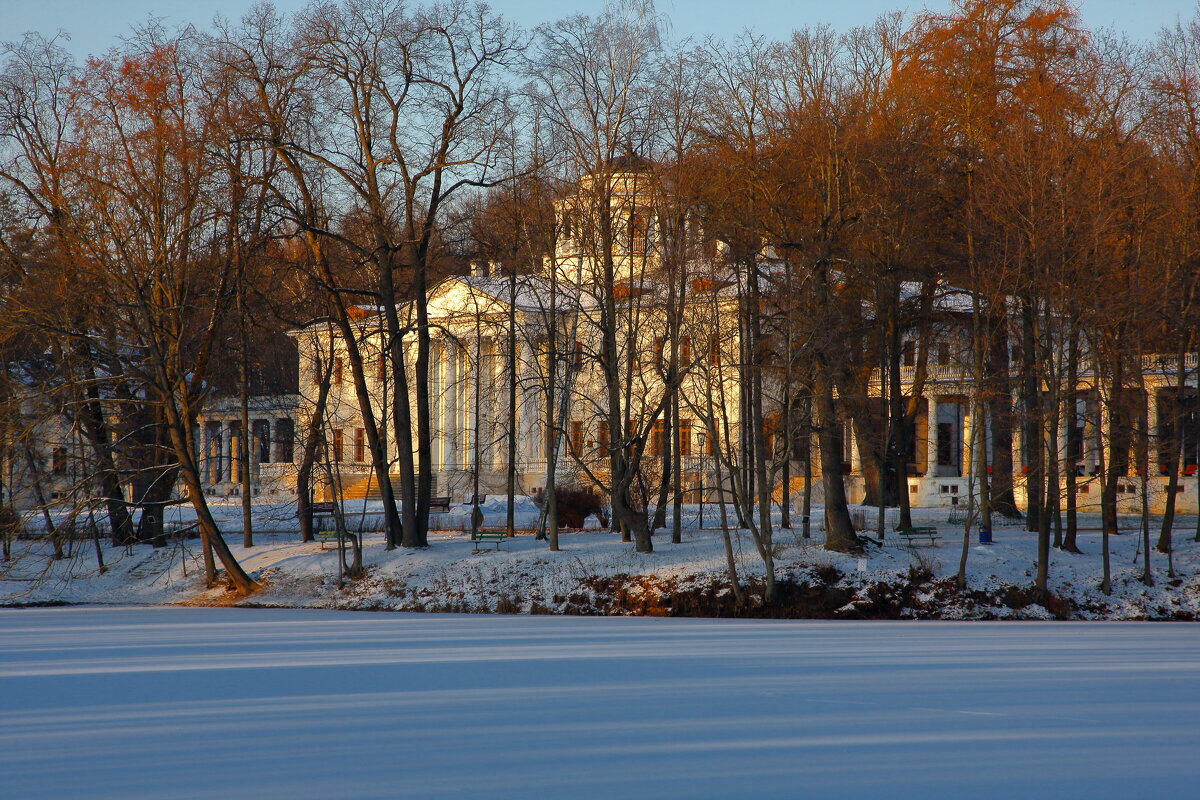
[258,462,297,478]
[872,364,970,385]
[1141,353,1200,373]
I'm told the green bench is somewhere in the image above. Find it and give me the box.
[311,503,342,549]
[471,529,507,552]
[895,526,940,546]
[315,527,347,549]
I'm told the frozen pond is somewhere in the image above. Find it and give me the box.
[1,608,1197,799]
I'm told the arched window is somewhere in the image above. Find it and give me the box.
[629,212,647,256]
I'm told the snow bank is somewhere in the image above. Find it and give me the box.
[3,503,1199,620]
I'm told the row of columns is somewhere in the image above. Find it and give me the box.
[912,390,1195,481]
[203,419,288,485]
[431,338,547,475]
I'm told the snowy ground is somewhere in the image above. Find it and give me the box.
[0,606,1196,799]
[3,501,1199,619]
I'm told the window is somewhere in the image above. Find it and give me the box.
[708,336,720,367]
[571,420,584,454]
[333,357,344,385]
[51,447,67,475]
[680,336,691,367]
[573,343,584,372]
[599,420,610,453]
[654,336,666,371]
[902,340,916,368]
[274,419,294,464]
[652,420,667,458]
[377,353,387,383]
[629,212,647,256]
[332,429,344,462]
[937,422,953,466]
[354,428,366,462]
[679,419,692,457]
[254,420,271,464]
[936,341,950,367]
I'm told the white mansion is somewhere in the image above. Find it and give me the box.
[6,161,1199,519]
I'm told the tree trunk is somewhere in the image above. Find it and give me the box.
[814,369,859,552]
[239,309,254,549]
[1021,297,1044,533]
[168,421,258,595]
[1063,327,1081,553]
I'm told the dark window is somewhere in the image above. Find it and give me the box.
[332,429,344,462]
[273,419,294,464]
[354,428,366,462]
[902,340,916,367]
[333,357,344,385]
[937,422,954,466]
[51,447,67,475]
[253,420,271,463]
[571,421,583,454]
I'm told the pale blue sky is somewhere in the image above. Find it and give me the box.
[3,0,1196,57]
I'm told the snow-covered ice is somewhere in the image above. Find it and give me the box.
[1,607,1197,799]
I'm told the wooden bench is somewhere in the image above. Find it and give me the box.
[895,526,940,546]
[310,502,340,549]
[315,527,348,550]
[429,496,451,513]
[470,529,507,552]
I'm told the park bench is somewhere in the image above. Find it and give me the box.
[310,502,342,549]
[895,526,940,546]
[429,496,452,513]
[315,526,348,550]
[470,529,507,552]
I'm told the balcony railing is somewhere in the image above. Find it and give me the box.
[1141,353,1200,373]
[871,364,970,385]
[872,353,1199,387]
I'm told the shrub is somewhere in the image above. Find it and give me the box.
[535,485,610,528]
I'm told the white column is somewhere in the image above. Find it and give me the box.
[1100,392,1113,475]
[518,340,537,465]
[222,424,234,484]
[205,427,217,484]
[464,346,477,471]
[962,407,972,479]
[1147,386,1160,475]
[251,420,264,482]
[926,395,939,477]
[431,342,443,471]
[848,421,860,475]
[1013,390,1024,475]
[443,343,458,470]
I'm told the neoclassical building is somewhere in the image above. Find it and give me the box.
[192,159,1200,518]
